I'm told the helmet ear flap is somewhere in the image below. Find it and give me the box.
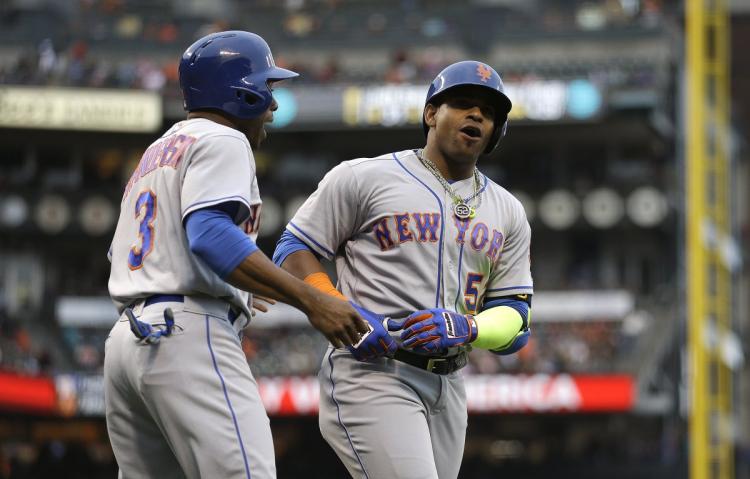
[235,90,258,105]
[230,86,271,117]
[235,89,260,106]
[484,119,508,154]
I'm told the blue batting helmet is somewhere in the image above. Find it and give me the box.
[422,61,512,154]
[179,31,298,120]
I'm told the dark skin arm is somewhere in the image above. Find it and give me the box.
[279,249,327,279]
[226,250,368,348]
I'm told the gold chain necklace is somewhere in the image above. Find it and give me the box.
[416,149,482,220]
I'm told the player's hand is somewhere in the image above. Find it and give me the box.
[307,294,370,349]
[400,308,478,354]
[251,295,276,316]
[346,303,397,361]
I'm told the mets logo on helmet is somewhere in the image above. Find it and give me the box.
[476,63,492,83]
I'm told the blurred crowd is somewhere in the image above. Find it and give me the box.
[4,0,668,46]
[0,0,668,94]
[0,39,181,97]
[0,39,661,94]
[0,311,51,377]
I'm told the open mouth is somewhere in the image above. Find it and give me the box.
[459,125,481,139]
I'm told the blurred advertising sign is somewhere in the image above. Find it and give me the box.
[54,374,105,417]
[341,79,602,127]
[3,373,633,416]
[267,86,343,128]
[256,374,634,416]
[0,371,56,413]
[343,85,427,127]
[0,86,161,132]
[505,81,568,121]
[505,79,602,121]
[463,374,633,413]
[56,296,119,327]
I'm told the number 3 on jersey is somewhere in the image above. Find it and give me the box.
[128,190,157,270]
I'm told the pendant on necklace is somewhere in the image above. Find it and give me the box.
[453,202,475,220]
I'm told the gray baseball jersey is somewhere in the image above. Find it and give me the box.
[287,149,533,478]
[108,117,261,323]
[105,118,275,479]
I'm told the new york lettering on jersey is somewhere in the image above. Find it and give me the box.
[370,212,504,262]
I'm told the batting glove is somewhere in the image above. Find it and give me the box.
[347,302,398,361]
[125,307,175,345]
[400,308,478,354]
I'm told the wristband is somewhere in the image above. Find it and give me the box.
[303,272,347,300]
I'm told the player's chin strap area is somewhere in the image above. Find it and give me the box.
[125,308,175,345]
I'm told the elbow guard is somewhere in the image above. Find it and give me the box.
[472,297,531,355]
[491,324,530,356]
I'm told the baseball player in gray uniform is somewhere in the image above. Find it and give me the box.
[273,61,533,478]
[104,31,372,479]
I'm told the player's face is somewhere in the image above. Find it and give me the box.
[425,87,498,162]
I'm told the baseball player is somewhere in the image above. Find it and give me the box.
[273,61,533,479]
[104,31,373,479]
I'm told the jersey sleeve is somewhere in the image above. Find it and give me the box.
[180,134,254,225]
[286,162,361,260]
[485,200,533,300]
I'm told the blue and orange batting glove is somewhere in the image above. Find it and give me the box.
[400,308,478,354]
[347,302,398,361]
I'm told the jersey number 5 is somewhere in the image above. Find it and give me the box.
[128,190,157,270]
[464,272,484,313]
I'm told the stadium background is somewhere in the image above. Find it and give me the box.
[0,0,747,478]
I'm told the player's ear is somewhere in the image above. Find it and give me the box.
[424,103,438,128]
